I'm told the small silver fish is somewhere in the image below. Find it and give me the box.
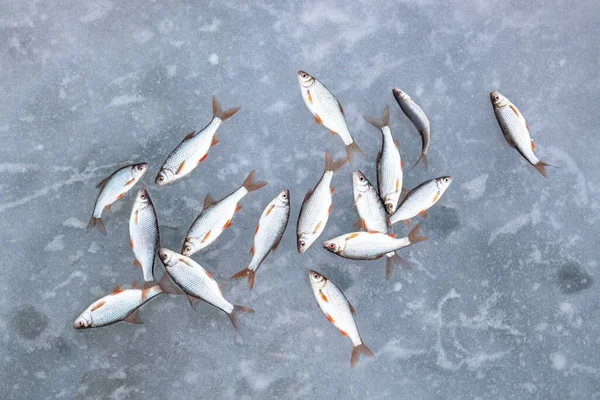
[352,170,388,233]
[298,71,364,162]
[364,105,403,214]
[156,96,240,185]
[309,270,375,368]
[158,248,253,330]
[322,225,426,278]
[129,188,160,282]
[393,88,430,169]
[73,282,162,329]
[490,91,551,177]
[231,189,290,289]
[390,176,452,226]
[87,163,148,235]
[182,170,266,256]
[297,152,346,253]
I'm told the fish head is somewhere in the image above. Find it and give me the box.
[297,233,313,254]
[322,237,344,254]
[436,176,453,192]
[490,91,508,108]
[133,188,152,210]
[181,238,201,257]
[73,313,92,329]
[308,270,327,288]
[297,70,315,88]
[352,170,369,194]
[392,88,410,102]
[275,189,290,206]
[131,162,149,178]
[158,247,179,267]
[155,168,174,186]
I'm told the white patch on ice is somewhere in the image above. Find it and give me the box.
[34,371,47,379]
[166,65,177,77]
[462,174,488,201]
[199,18,221,32]
[62,217,87,230]
[108,95,145,107]
[488,204,541,244]
[132,29,154,43]
[550,352,567,370]
[45,235,65,252]
[208,53,219,65]
[80,0,113,23]
[0,163,40,173]
[265,100,290,115]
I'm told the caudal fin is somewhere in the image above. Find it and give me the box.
[408,223,427,244]
[345,142,364,163]
[385,252,410,279]
[242,170,267,192]
[350,343,375,368]
[363,105,390,129]
[230,267,257,290]
[533,161,551,178]
[228,305,255,331]
[212,96,240,121]
[86,216,107,236]
[324,151,347,173]
[414,152,428,170]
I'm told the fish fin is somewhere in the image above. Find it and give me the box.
[303,189,313,203]
[90,300,105,312]
[211,137,219,147]
[223,219,232,229]
[265,204,274,216]
[348,300,356,315]
[324,151,347,172]
[509,104,521,118]
[313,221,323,234]
[314,114,323,125]
[396,178,401,192]
[329,129,336,136]
[112,284,123,295]
[231,268,256,290]
[503,134,516,148]
[158,273,184,294]
[272,236,282,251]
[534,160,550,178]
[330,187,335,195]
[352,219,365,231]
[249,245,254,255]
[401,218,412,227]
[408,223,427,245]
[201,231,211,243]
[333,157,347,172]
[320,291,328,302]
[338,100,344,115]
[254,224,260,236]
[105,204,112,212]
[124,310,143,324]
[346,232,360,240]
[142,283,161,301]
[345,142,364,163]
[400,188,410,201]
[376,150,382,165]
[394,139,400,148]
[418,209,428,218]
[351,344,375,368]
[186,294,201,310]
[198,154,208,164]
[526,123,530,133]
[203,193,216,210]
[96,177,109,189]
[131,280,141,290]
[133,258,142,268]
[242,170,267,192]
[325,313,335,325]
[86,217,107,236]
[386,252,410,278]
[235,203,243,213]
[228,305,255,331]
[183,131,197,140]
[212,96,240,121]
[363,105,389,128]
[116,193,125,201]
[339,329,348,337]
[125,178,135,186]
[218,282,228,293]
[531,139,536,151]
[307,90,313,105]
[414,152,428,170]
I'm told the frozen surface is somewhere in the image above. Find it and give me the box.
[1,1,599,399]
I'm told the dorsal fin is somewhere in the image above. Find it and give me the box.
[96,177,109,189]
[131,280,140,290]
[184,131,197,141]
[203,193,216,210]
[348,301,356,315]
[112,284,123,294]
[303,189,313,203]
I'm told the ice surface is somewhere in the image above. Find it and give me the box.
[1,1,599,399]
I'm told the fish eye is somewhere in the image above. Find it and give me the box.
[328,243,336,249]
[302,73,308,78]
[137,165,144,171]
[313,273,319,279]
[387,203,393,210]
[494,95,499,101]
[160,253,167,260]
[282,193,287,199]
[185,246,191,253]
[157,176,164,182]
[300,241,305,247]
[359,176,364,182]
[140,193,146,199]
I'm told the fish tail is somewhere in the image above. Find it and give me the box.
[212,95,240,121]
[408,223,427,245]
[363,105,390,129]
[533,160,552,178]
[345,142,364,163]
[350,343,375,368]
[86,216,107,236]
[385,252,410,279]
[414,152,428,170]
[242,170,267,192]
[228,304,255,331]
[230,267,256,290]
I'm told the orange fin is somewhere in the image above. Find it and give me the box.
[327,203,332,214]
[254,224,260,236]
[134,210,139,225]
[272,237,283,251]
[198,154,208,164]
[242,170,267,192]
[531,139,536,151]
[187,294,201,310]
[201,231,211,243]
[401,219,411,228]
[133,258,142,268]
[307,90,313,105]
[534,161,550,178]
[105,204,112,212]
[211,137,219,147]
[303,189,313,203]
[348,301,356,315]
[124,311,143,324]
[249,245,254,256]
[387,233,397,238]
[265,204,274,216]
[203,193,216,210]
[330,187,335,195]
[231,268,256,290]
[129,238,134,249]
[418,209,428,218]
[112,284,123,294]
[315,114,323,125]
[396,178,401,192]
[346,232,359,240]
[432,192,441,204]
[184,131,197,140]
[320,291,328,302]
[509,104,521,118]
[125,178,135,186]
[325,313,335,325]
[329,129,336,136]
[345,142,365,163]
[212,96,240,121]
[338,100,344,115]
[131,280,141,289]
[228,304,254,331]
[235,203,243,213]
[408,223,427,245]
[313,221,323,234]
[203,269,213,280]
[352,219,365,231]
[116,193,125,201]
[90,300,105,312]
[339,329,348,337]
[223,219,232,229]
[176,161,186,175]
[394,139,400,148]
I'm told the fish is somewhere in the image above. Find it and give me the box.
[129,188,160,282]
[182,170,266,256]
[297,71,363,162]
[364,105,403,214]
[73,282,162,329]
[390,176,452,226]
[308,270,375,368]
[158,248,254,330]
[297,152,346,253]
[392,88,430,169]
[155,96,240,185]
[231,189,291,289]
[490,90,551,177]
[322,224,427,278]
[352,170,389,233]
[87,163,148,235]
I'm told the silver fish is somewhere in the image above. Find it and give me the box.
[364,105,403,214]
[182,170,266,256]
[352,170,389,233]
[322,225,426,278]
[297,152,346,253]
[390,176,452,226]
[309,270,375,368]
[297,71,363,162]
[87,163,148,235]
[156,96,240,185]
[231,189,290,289]
[158,248,253,330]
[490,90,551,177]
[73,282,162,329]
[393,88,430,169]
[129,188,160,282]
